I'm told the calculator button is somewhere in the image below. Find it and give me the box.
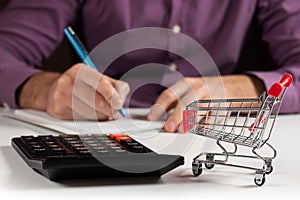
[51,147,66,154]
[95,150,110,154]
[93,146,107,150]
[26,141,40,145]
[105,143,119,147]
[39,136,57,142]
[82,140,96,144]
[32,148,48,154]
[21,136,35,141]
[125,142,139,146]
[75,146,87,151]
[114,149,127,153]
[45,141,58,145]
[48,144,61,148]
[68,140,81,144]
[110,146,122,150]
[78,134,90,137]
[102,139,113,143]
[120,140,148,153]
[109,133,126,140]
[62,136,79,141]
[31,144,42,148]
[94,135,108,141]
[115,136,132,143]
[71,144,85,148]
[89,143,104,147]
[78,150,91,154]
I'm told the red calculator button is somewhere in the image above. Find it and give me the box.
[115,136,132,143]
[109,133,126,140]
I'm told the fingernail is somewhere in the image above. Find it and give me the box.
[118,83,130,99]
[166,121,176,132]
[148,104,165,121]
[119,88,128,100]
[112,99,122,109]
[178,123,185,133]
[148,111,157,121]
[112,111,122,120]
[108,116,114,120]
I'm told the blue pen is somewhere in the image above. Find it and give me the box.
[64,26,126,117]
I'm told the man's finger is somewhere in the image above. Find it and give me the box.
[112,79,130,104]
[164,103,182,132]
[69,64,124,110]
[148,79,191,121]
[164,90,203,132]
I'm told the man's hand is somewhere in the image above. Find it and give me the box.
[19,63,130,120]
[147,75,265,132]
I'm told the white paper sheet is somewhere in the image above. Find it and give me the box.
[3,108,165,135]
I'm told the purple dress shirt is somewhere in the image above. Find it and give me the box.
[0,0,300,113]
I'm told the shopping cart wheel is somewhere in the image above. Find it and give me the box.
[264,160,273,174]
[205,154,215,169]
[254,172,266,186]
[265,166,273,175]
[204,162,214,169]
[192,162,203,177]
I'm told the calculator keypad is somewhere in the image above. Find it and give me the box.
[20,134,152,158]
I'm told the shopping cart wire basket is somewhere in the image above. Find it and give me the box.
[182,74,293,186]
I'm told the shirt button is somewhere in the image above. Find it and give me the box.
[169,63,178,71]
[172,24,181,34]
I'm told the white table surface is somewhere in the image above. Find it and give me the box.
[1,108,300,200]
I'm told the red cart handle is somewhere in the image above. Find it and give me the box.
[268,74,293,98]
[279,74,293,87]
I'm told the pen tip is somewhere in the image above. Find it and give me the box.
[119,109,126,117]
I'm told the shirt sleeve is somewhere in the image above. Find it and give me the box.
[246,0,300,113]
[0,0,80,107]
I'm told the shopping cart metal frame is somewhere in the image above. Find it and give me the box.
[183,74,293,186]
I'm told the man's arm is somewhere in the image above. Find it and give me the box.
[148,0,300,132]
[0,0,131,120]
[247,0,300,114]
[0,0,80,107]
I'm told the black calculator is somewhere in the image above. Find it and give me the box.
[11,134,184,180]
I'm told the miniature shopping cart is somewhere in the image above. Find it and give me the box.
[182,74,293,186]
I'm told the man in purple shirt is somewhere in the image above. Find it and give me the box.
[0,0,299,132]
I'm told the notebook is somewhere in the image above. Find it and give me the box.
[2,108,165,135]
